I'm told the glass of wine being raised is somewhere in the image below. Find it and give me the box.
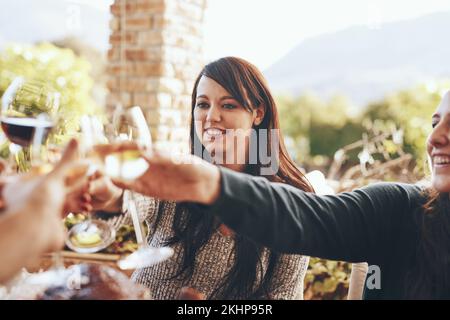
[65,115,117,254]
[101,105,153,181]
[101,105,173,270]
[1,77,57,169]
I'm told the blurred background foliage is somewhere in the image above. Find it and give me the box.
[276,81,449,299]
[304,257,352,300]
[277,84,449,176]
[0,42,102,144]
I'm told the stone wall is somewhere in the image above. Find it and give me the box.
[106,0,207,151]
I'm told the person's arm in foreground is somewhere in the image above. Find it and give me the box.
[113,147,421,263]
[0,140,82,283]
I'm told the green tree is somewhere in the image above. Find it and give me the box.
[362,84,448,172]
[0,42,101,143]
[277,93,363,167]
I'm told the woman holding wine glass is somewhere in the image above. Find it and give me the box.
[89,57,311,299]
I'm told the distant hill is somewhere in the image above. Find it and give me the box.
[264,11,450,105]
[2,3,449,106]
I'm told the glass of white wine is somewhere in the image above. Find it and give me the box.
[99,104,152,180]
[101,105,173,270]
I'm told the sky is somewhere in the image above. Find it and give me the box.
[203,0,450,70]
[3,0,450,72]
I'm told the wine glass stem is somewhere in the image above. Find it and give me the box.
[8,143,22,171]
[52,251,64,270]
[83,164,97,223]
[128,192,146,248]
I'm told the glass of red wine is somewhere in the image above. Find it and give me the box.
[1,77,58,169]
[1,77,64,273]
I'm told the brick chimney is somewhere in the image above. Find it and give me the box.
[106,0,207,151]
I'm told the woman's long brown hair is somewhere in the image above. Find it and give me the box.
[405,188,450,299]
[190,56,314,192]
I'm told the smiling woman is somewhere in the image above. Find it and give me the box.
[429,92,450,191]
[193,76,265,172]
[89,56,313,299]
[129,57,313,299]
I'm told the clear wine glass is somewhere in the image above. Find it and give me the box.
[0,77,58,170]
[29,130,67,272]
[103,105,173,269]
[65,115,117,254]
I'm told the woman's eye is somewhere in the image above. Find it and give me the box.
[432,122,437,129]
[223,103,236,110]
[196,102,209,109]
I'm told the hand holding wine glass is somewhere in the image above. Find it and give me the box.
[2,139,83,239]
[0,139,84,282]
[110,146,222,205]
[65,115,117,254]
[100,105,152,181]
[96,105,173,270]
[87,170,123,212]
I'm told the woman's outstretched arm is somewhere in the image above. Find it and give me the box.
[110,149,422,264]
[203,168,422,263]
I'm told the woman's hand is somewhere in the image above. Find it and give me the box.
[109,143,221,205]
[3,139,83,252]
[63,182,92,215]
[0,139,97,283]
[88,171,124,212]
[1,151,92,217]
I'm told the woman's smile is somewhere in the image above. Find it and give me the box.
[203,127,226,141]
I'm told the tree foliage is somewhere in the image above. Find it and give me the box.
[0,42,101,143]
[277,83,449,172]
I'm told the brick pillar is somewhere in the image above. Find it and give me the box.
[107,0,207,152]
